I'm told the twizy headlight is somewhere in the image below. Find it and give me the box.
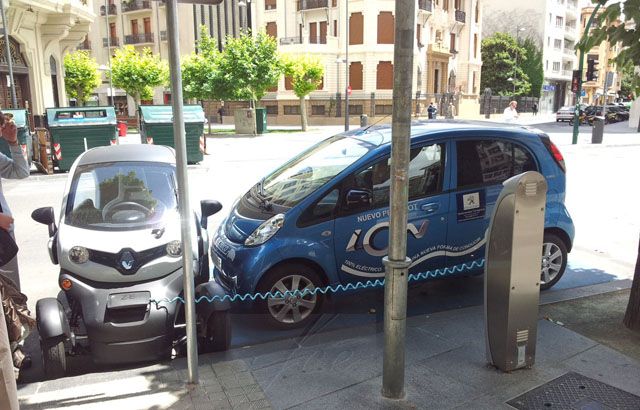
[166,240,182,257]
[69,246,89,264]
[245,214,284,246]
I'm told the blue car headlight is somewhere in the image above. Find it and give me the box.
[245,214,284,246]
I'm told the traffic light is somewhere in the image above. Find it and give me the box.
[571,70,581,92]
[586,59,599,82]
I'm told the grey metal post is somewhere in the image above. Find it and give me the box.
[105,0,114,106]
[166,0,199,384]
[344,0,349,131]
[381,0,415,400]
[0,0,17,108]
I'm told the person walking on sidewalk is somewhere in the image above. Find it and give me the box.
[532,102,538,116]
[503,100,519,123]
[427,102,437,119]
[0,112,29,290]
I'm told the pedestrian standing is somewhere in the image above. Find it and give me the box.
[0,112,29,291]
[217,105,225,124]
[532,102,538,116]
[503,100,519,123]
[427,102,437,120]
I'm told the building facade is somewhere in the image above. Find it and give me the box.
[250,0,482,125]
[1,0,93,118]
[483,0,580,113]
[578,6,621,105]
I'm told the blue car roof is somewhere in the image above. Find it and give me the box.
[345,120,543,147]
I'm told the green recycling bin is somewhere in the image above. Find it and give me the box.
[0,109,32,167]
[46,106,117,172]
[255,107,267,134]
[139,105,205,164]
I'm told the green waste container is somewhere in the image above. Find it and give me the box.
[46,106,117,172]
[255,108,267,134]
[139,105,205,164]
[0,109,32,166]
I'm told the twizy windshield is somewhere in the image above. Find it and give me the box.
[260,133,384,208]
[65,161,177,231]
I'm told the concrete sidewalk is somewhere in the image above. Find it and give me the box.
[17,289,640,410]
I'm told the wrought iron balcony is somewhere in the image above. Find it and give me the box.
[279,36,303,45]
[418,0,433,12]
[124,33,154,44]
[103,37,119,47]
[309,37,327,44]
[296,0,328,11]
[122,0,152,13]
[100,4,117,15]
[77,40,92,50]
[455,10,466,23]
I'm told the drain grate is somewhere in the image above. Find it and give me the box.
[507,372,640,410]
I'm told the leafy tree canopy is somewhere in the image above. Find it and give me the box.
[182,26,228,101]
[480,32,531,96]
[282,54,324,98]
[519,38,544,98]
[63,51,101,106]
[110,46,168,104]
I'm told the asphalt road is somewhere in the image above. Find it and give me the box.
[6,119,639,382]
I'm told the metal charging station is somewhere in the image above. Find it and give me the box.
[484,171,547,372]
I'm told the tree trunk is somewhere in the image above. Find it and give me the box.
[299,96,307,131]
[623,235,640,331]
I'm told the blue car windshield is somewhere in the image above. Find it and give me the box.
[64,161,178,231]
[261,133,384,208]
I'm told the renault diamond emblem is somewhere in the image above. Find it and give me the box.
[120,251,135,271]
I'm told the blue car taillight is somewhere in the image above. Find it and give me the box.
[539,135,566,173]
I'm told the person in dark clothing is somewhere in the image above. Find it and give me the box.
[427,102,437,119]
[532,103,538,116]
[217,106,225,123]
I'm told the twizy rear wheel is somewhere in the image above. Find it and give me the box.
[41,337,66,379]
[201,311,231,353]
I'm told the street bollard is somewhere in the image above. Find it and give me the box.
[485,171,547,372]
[360,114,368,127]
[592,117,604,144]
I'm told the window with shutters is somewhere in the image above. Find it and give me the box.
[375,105,392,115]
[349,105,363,115]
[376,61,393,89]
[377,12,394,44]
[285,76,293,90]
[266,105,278,115]
[450,33,456,53]
[349,62,363,90]
[266,22,277,38]
[311,105,326,115]
[265,0,276,10]
[349,12,363,44]
[284,105,300,115]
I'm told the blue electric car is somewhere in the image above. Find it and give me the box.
[211,121,575,329]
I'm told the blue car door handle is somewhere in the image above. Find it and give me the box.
[421,203,440,214]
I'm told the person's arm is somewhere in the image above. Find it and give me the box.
[0,122,29,179]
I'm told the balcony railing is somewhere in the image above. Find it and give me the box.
[455,10,466,23]
[160,30,167,41]
[77,40,92,50]
[563,47,575,55]
[309,37,327,44]
[561,69,572,77]
[103,37,119,47]
[100,4,117,15]
[279,36,303,45]
[418,0,433,12]
[296,0,328,11]
[124,33,154,44]
[122,0,152,13]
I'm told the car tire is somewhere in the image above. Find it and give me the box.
[41,337,66,380]
[540,233,568,291]
[200,310,231,353]
[257,263,324,330]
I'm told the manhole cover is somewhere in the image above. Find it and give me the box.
[507,372,640,410]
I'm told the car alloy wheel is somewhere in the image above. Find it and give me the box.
[267,274,318,324]
[541,242,563,287]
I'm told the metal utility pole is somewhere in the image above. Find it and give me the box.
[0,0,17,108]
[382,0,415,400]
[105,0,115,105]
[344,0,349,131]
[572,3,603,144]
[166,0,199,384]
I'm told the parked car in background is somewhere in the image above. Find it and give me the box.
[556,106,575,122]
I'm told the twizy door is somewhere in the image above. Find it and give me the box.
[333,142,450,282]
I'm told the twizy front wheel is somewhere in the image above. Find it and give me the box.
[41,337,66,379]
[200,311,231,353]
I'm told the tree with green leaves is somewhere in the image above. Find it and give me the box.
[110,46,168,113]
[519,38,544,98]
[217,32,282,106]
[283,55,324,131]
[618,62,636,101]
[63,51,101,106]
[480,33,531,96]
[577,0,640,97]
[182,26,228,101]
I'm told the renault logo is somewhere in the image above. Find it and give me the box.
[120,251,135,271]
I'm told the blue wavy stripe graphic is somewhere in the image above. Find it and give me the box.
[151,259,485,305]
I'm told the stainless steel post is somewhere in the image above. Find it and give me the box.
[166,0,199,384]
[381,0,415,400]
[0,0,18,108]
[105,0,114,106]
[344,0,349,131]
